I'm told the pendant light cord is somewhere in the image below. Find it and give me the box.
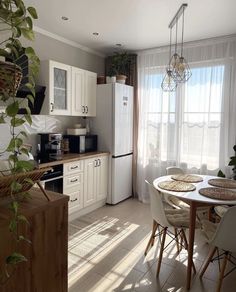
[181,9,185,57]
[169,28,172,68]
[175,18,178,54]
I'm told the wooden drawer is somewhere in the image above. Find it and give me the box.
[68,190,83,212]
[64,160,84,175]
[63,173,83,194]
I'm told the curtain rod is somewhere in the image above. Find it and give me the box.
[169,3,188,29]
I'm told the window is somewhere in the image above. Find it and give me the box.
[139,63,225,172]
[181,65,224,169]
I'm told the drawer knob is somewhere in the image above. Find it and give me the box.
[70,198,78,202]
[70,178,78,183]
[70,165,78,170]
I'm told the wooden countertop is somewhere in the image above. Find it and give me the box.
[37,151,109,169]
[0,188,69,224]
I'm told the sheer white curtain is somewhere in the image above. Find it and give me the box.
[137,36,236,202]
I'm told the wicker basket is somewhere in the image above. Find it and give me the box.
[0,60,23,97]
[0,168,51,198]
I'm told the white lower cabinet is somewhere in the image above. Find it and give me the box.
[84,156,108,207]
[63,155,108,215]
[96,156,109,201]
[84,158,97,207]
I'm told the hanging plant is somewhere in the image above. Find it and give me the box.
[0,0,39,284]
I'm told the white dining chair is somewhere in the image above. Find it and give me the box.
[164,167,190,210]
[200,205,236,292]
[165,167,209,220]
[214,205,229,218]
[166,166,184,175]
[144,180,200,276]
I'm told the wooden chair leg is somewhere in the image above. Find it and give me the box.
[179,231,184,252]
[181,229,196,274]
[151,222,159,247]
[174,228,180,254]
[156,227,167,277]
[216,252,228,292]
[181,229,188,250]
[200,247,217,278]
[144,220,158,256]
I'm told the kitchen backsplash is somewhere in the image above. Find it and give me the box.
[0,115,84,157]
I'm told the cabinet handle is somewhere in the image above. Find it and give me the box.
[82,106,85,113]
[94,159,98,167]
[70,198,78,202]
[70,178,78,183]
[97,159,101,166]
[50,102,54,112]
[70,165,78,170]
[86,106,88,113]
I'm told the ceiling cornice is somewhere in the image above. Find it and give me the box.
[34,26,106,58]
[137,34,236,55]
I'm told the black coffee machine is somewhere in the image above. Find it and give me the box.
[37,133,63,161]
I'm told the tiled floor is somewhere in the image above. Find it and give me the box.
[68,198,236,292]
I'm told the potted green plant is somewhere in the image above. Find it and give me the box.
[0,0,40,284]
[106,65,116,84]
[218,145,236,179]
[111,52,132,84]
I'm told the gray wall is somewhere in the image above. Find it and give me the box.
[23,31,105,75]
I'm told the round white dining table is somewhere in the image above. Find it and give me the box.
[153,175,236,290]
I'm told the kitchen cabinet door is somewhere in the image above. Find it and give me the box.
[85,71,97,116]
[84,158,96,207]
[96,156,108,201]
[40,60,72,115]
[71,67,85,116]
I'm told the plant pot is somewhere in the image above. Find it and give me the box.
[97,76,106,84]
[0,159,11,176]
[116,75,127,84]
[0,60,22,97]
[106,76,116,84]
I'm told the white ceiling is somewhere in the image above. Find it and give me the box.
[25,0,236,55]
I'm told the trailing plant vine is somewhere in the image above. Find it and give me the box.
[0,0,39,284]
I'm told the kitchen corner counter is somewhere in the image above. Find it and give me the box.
[37,151,109,169]
[0,188,68,292]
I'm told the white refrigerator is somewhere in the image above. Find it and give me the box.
[93,83,133,204]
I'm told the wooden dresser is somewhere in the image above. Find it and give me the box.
[0,189,69,292]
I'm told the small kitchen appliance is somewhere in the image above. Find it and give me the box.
[37,133,63,161]
[63,134,97,154]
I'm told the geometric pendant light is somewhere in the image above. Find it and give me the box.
[161,69,177,92]
[161,3,191,91]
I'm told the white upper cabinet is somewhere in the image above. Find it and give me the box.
[71,67,84,116]
[71,68,97,116]
[40,60,72,115]
[85,71,97,116]
[39,60,97,116]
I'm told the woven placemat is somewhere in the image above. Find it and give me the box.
[171,174,203,183]
[199,187,236,201]
[208,178,236,189]
[158,180,196,192]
